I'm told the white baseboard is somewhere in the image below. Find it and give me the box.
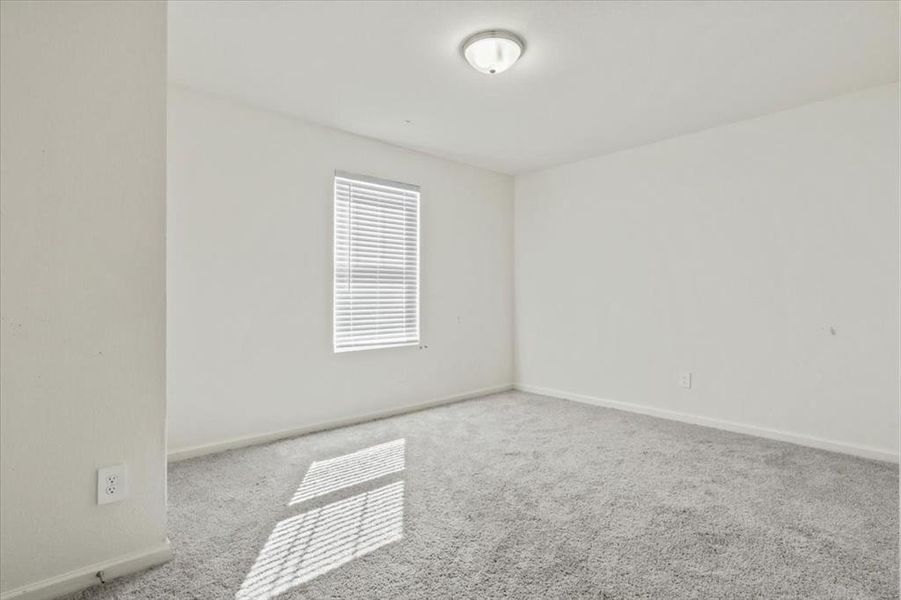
[168,383,515,462]
[515,384,899,463]
[0,540,172,600]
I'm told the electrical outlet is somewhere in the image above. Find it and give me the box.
[679,371,692,389]
[97,464,128,505]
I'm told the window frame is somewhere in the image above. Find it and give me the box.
[332,170,421,353]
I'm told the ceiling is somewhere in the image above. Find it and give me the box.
[169,1,899,174]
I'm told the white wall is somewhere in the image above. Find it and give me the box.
[0,1,169,597]
[515,84,900,461]
[167,87,513,455]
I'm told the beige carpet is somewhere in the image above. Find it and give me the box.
[72,391,898,599]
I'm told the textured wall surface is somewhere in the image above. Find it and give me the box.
[0,1,168,593]
[515,84,900,460]
[167,87,514,454]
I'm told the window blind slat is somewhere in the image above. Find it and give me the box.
[335,202,416,217]
[335,193,417,210]
[334,173,420,353]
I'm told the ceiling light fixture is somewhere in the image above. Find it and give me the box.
[462,30,525,75]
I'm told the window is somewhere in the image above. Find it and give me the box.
[333,171,420,352]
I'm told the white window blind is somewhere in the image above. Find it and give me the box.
[334,171,420,353]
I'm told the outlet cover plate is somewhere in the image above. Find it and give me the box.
[679,371,692,389]
[97,464,128,505]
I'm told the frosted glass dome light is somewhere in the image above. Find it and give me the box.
[462,30,525,75]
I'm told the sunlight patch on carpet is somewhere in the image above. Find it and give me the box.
[237,480,404,600]
[290,439,405,504]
